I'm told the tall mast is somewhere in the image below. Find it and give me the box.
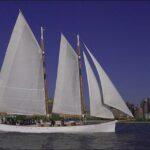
[41,27,49,115]
[77,35,84,115]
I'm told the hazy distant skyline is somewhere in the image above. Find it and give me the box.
[0,1,150,107]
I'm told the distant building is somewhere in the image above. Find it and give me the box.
[141,100,148,118]
[134,105,143,119]
[141,97,150,119]
[147,98,150,113]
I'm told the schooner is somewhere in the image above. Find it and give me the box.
[0,11,133,133]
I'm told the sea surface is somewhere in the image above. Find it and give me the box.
[0,123,150,150]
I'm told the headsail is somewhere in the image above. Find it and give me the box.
[83,52,114,119]
[52,34,81,115]
[84,44,133,117]
[0,12,46,115]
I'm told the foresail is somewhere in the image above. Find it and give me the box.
[84,44,133,117]
[83,52,114,119]
[0,12,46,115]
[52,34,81,115]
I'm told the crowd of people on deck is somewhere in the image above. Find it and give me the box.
[0,117,36,125]
[0,118,73,126]
[0,114,87,127]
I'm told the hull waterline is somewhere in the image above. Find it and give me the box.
[0,120,117,133]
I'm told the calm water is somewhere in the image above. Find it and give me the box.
[0,123,150,150]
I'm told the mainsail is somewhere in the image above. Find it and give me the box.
[0,12,46,115]
[83,52,114,119]
[84,44,133,117]
[52,34,81,115]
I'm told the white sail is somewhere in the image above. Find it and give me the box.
[83,52,114,119]
[52,34,81,115]
[0,12,46,115]
[84,44,133,117]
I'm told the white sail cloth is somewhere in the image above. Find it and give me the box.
[52,34,81,115]
[84,44,133,117]
[0,12,46,115]
[83,52,114,119]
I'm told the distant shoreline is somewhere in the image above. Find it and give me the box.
[118,121,150,123]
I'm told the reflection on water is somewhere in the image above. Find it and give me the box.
[0,123,150,149]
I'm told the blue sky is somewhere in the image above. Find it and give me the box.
[0,1,150,107]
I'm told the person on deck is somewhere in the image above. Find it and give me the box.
[50,119,55,127]
[61,119,65,126]
[82,114,86,124]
